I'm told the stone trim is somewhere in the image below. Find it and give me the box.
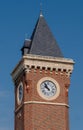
[24,101,69,108]
[15,101,69,113]
[15,104,23,113]
[11,54,74,81]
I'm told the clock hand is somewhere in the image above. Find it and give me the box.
[44,83,50,91]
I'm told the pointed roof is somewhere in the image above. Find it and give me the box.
[22,14,63,57]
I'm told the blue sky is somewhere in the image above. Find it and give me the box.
[0,0,83,130]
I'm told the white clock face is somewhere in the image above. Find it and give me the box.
[37,77,60,100]
[17,82,23,105]
[40,80,57,97]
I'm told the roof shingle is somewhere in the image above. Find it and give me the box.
[22,14,63,57]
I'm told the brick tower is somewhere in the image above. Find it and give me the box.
[11,13,74,130]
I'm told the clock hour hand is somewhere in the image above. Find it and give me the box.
[44,83,50,91]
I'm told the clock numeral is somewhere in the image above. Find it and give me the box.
[40,80,57,97]
[52,90,55,94]
[47,81,49,85]
[42,89,45,93]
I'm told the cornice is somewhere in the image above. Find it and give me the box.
[11,54,75,82]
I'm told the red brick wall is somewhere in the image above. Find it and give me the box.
[21,68,70,130]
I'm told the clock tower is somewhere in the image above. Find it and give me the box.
[11,13,74,130]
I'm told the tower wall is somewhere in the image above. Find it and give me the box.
[12,52,74,130]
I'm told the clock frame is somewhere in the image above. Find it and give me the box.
[37,77,60,100]
[17,82,23,105]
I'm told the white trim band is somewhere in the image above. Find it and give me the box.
[24,101,69,107]
[15,101,69,113]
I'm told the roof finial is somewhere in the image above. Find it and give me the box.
[40,2,43,17]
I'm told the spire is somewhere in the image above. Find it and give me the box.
[21,14,63,57]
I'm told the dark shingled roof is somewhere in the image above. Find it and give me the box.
[22,14,63,57]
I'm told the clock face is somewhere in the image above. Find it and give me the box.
[37,77,60,100]
[40,80,57,97]
[17,82,23,105]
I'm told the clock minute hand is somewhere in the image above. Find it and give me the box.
[44,83,50,91]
